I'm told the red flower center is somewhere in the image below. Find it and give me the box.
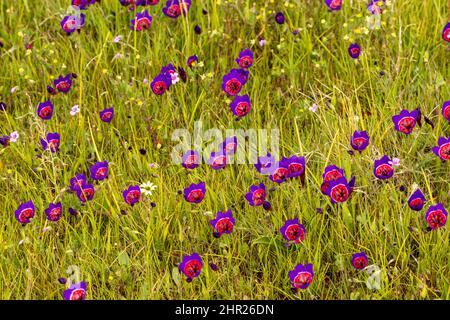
[293,272,312,288]
[252,189,266,205]
[353,257,368,270]
[427,210,447,229]
[101,112,112,121]
[136,18,150,30]
[225,79,242,95]
[330,184,349,202]
[188,189,204,202]
[285,224,304,242]
[95,167,108,179]
[56,81,70,91]
[235,102,249,116]
[215,218,234,234]
[49,207,61,220]
[352,137,366,147]
[19,208,34,222]
[272,167,288,182]
[438,143,450,160]
[239,56,252,68]
[184,260,202,278]
[126,190,141,204]
[398,116,416,134]
[70,288,86,300]
[375,164,393,178]
[153,81,167,95]
[39,106,52,118]
[324,169,342,182]
[288,163,303,175]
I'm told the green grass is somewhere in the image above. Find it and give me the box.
[0,0,449,299]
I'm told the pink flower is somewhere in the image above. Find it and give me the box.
[9,131,19,142]
[389,158,400,167]
[70,105,80,116]
[113,35,122,43]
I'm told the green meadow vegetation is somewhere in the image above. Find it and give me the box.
[0,0,449,299]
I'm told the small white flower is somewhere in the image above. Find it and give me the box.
[143,78,149,84]
[9,131,19,142]
[171,72,180,85]
[19,239,24,245]
[309,103,318,113]
[140,181,157,196]
[113,35,122,43]
[70,105,80,116]
[11,86,19,93]
[389,157,400,167]
[259,38,266,47]
[148,162,159,169]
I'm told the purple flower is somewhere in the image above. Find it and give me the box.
[47,85,56,95]
[222,136,238,155]
[77,184,95,203]
[348,43,361,59]
[222,69,246,96]
[60,14,85,34]
[63,282,86,300]
[45,202,63,222]
[269,162,289,184]
[283,155,305,178]
[163,0,191,18]
[431,136,450,161]
[150,73,172,95]
[179,253,202,280]
[68,207,78,216]
[425,203,448,230]
[235,48,253,69]
[99,108,114,123]
[70,174,87,192]
[373,155,394,180]
[187,55,198,68]
[325,0,342,11]
[254,153,276,175]
[0,101,6,111]
[210,209,235,237]
[208,150,227,170]
[123,185,141,206]
[37,100,54,120]
[245,183,266,206]
[326,177,351,203]
[89,161,109,181]
[367,0,385,14]
[130,10,152,31]
[0,135,10,147]
[288,263,313,289]
[183,182,206,203]
[53,74,72,93]
[351,252,368,270]
[275,12,285,24]
[15,201,35,224]
[194,25,202,34]
[182,150,200,169]
[320,165,344,194]
[230,94,251,118]
[442,100,450,122]
[40,132,61,153]
[350,130,370,152]
[407,188,425,211]
[280,218,305,244]
[392,109,420,135]
[443,22,450,42]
